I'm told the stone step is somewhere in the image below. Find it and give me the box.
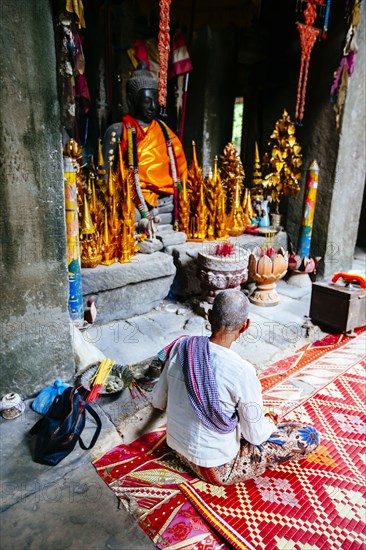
[82,252,176,323]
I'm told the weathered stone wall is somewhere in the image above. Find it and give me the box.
[237,0,365,277]
[324,1,366,277]
[0,0,74,397]
[283,1,365,276]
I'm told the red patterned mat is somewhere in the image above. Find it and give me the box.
[93,329,366,550]
[181,361,366,549]
[261,327,366,418]
[93,427,229,549]
[260,325,366,392]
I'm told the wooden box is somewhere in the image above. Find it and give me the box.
[309,282,366,333]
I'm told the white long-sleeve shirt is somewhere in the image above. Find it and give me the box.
[151,340,276,467]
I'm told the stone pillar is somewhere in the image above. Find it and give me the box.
[285,1,366,276]
[183,27,237,171]
[324,2,366,277]
[0,0,74,397]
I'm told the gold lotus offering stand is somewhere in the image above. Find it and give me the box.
[248,247,288,306]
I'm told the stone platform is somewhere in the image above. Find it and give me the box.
[82,252,176,323]
[82,231,287,323]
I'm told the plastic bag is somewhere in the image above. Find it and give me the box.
[31,380,71,415]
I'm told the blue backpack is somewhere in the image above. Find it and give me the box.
[30,387,101,466]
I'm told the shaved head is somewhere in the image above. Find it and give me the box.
[211,290,250,333]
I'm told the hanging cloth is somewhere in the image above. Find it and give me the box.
[66,0,86,29]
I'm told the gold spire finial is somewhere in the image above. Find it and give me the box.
[108,162,115,198]
[192,140,197,162]
[215,189,228,239]
[91,179,97,215]
[103,208,109,246]
[118,142,126,184]
[182,173,187,202]
[179,173,190,235]
[213,156,218,183]
[251,141,264,200]
[191,141,200,178]
[195,180,207,239]
[96,140,106,189]
[97,139,105,169]
[81,194,95,235]
[227,178,246,236]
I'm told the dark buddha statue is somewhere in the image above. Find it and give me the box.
[103,63,187,232]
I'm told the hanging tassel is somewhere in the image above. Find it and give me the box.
[158,0,172,115]
[295,22,320,123]
[294,1,326,123]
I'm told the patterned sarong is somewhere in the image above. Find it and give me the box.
[177,421,320,485]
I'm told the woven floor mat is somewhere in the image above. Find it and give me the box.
[93,328,366,549]
[260,325,366,392]
[181,361,366,549]
[93,427,230,549]
[261,327,366,418]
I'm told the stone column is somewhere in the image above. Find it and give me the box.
[324,1,366,277]
[0,0,75,397]
[285,1,366,277]
[183,27,237,172]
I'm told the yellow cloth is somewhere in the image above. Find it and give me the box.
[122,117,187,207]
[66,0,86,29]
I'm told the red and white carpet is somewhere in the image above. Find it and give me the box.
[93,328,366,549]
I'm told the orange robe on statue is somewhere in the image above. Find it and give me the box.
[121,115,187,208]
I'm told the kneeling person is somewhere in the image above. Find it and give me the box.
[152,290,320,485]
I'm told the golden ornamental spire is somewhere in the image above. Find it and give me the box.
[103,208,109,247]
[242,188,255,222]
[120,224,130,263]
[195,180,208,239]
[97,139,105,172]
[215,189,228,239]
[179,174,190,235]
[108,162,115,198]
[91,179,97,216]
[80,191,102,268]
[227,178,246,236]
[118,141,126,183]
[81,193,95,235]
[119,143,136,263]
[213,155,218,184]
[101,206,116,265]
[111,195,118,232]
[251,141,264,201]
[191,141,199,177]
[96,140,107,196]
[87,171,93,200]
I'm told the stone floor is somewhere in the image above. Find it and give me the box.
[1,247,365,550]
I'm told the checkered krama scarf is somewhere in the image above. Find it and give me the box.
[159,336,239,434]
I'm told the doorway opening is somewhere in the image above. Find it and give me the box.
[231,97,244,155]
